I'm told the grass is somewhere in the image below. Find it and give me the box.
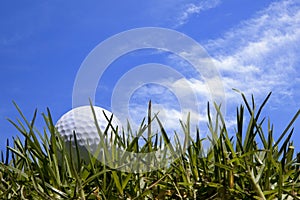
[0,91,300,199]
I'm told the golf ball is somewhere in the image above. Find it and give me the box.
[55,105,122,162]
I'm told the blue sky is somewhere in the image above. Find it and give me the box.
[0,0,299,152]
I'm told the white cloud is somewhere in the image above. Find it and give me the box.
[114,0,300,141]
[145,0,221,28]
[176,0,221,27]
[141,0,300,135]
[204,0,300,106]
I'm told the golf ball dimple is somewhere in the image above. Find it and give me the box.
[55,106,122,161]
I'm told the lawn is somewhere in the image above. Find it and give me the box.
[1,91,299,199]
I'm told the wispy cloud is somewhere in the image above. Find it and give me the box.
[176,0,221,27]
[140,0,300,133]
[204,0,300,106]
[145,0,221,28]
[113,0,300,137]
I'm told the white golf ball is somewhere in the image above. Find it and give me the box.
[55,106,122,162]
